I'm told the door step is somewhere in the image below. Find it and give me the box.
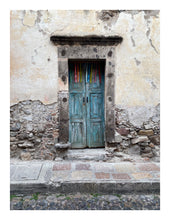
[64,148,106,161]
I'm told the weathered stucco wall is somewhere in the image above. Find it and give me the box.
[10,10,160,161]
[10,10,160,106]
[10,10,59,104]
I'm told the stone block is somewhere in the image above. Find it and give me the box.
[28,133,33,138]
[140,147,152,153]
[66,148,106,161]
[137,163,160,171]
[71,171,94,180]
[53,163,71,171]
[114,164,137,173]
[129,131,137,138]
[37,124,46,133]
[139,142,149,146]
[23,115,32,121]
[94,163,114,172]
[95,172,110,179]
[132,172,153,180]
[18,141,34,148]
[128,145,140,155]
[20,151,31,160]
[75,163,91,170]
[10,144,17,151]
[33,138,41,145]
[149,143,155,148]
[10,132,18,137]
[117,128,130,136]
[17,133,29,140]
[138,129,154,136]
[131,136,149,144]
[141,152,154,158]
[10,137,17,142]
[11,163,42,181]
[55,143,71,149]
[26,124,33,132]
[10,122,21,131]
[112,173,131,180]
[149,135,160,145]
[51,171,70,182]
[114,131,122,143]
[144,123,154,130]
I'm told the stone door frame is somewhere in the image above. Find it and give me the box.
[50,35,123,148]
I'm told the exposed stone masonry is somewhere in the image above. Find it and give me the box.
[10,100,160,161]
[10,10,160,162]
[10,100,59,160]
[106,104,160,161]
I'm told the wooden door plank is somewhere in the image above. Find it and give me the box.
[69,62,86,148]
[86,62,105,147]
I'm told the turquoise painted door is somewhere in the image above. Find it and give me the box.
[69,61,105,148]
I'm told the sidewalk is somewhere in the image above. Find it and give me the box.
[10,159,160,195]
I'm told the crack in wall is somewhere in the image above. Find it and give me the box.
[149,39,158,54]
[130,36,136,47]
[31,49,38,65]
[145,12,159,54]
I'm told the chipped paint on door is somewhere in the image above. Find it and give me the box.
[69,60,105,148]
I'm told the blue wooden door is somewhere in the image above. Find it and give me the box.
[69,61,105,148]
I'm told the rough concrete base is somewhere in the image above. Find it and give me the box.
[10,181,160,195]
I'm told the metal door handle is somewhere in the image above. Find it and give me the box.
[86,97,88,103]
[83,97,85,104]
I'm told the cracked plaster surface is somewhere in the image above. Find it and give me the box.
[10,10,159,107]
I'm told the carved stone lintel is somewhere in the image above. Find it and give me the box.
[50,35,123,46]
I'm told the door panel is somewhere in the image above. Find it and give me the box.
[70,93,83,119]
[90,93,102,118]
[86,63,105,147]
[70,121,86,147]
[69,62,86,148]
[89,122,104,146]
[69,61,105,148]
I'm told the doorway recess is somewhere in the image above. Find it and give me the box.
[50,35,123,149]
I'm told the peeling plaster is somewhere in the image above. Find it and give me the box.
[23,10,37,27]
[97,10,120,27]
[10,10,159,107]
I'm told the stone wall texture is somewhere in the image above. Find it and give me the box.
[10,100,59,160]
[10,10,160,160]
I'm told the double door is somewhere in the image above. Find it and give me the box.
[69,60,105,148]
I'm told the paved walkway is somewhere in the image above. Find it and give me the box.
[10,159,160,195]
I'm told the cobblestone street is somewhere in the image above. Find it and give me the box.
[10,193,160,210]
